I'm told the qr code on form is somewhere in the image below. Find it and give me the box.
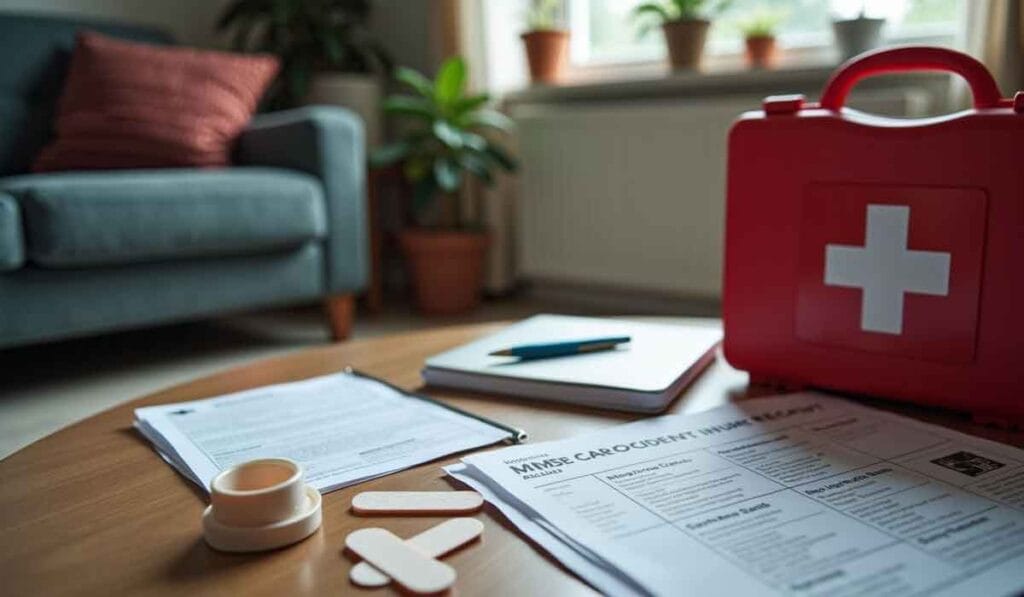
[930,451,1005,477]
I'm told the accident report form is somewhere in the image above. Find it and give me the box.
[450,393,1024,596]
[135,372,512,494]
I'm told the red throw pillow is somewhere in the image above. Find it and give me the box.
[33,32,279,172]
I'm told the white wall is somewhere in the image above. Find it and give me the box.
[514,89,934,301]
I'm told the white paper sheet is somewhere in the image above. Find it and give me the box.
[448,393,1024,597]
[135,371,512,494]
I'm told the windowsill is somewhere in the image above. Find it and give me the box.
[505,62,837,105]
[505,37,959,107]
[504,62,957,106]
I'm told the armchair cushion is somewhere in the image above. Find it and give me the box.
[0,192,25,271]
[33,32,278,172]
[0,168,325,268]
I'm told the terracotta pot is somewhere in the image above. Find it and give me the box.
[661,19,710,71]
[744,35,777,69]
[399,228,490,315]
[521,30,570,84]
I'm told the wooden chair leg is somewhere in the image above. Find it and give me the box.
[324,294,355,341]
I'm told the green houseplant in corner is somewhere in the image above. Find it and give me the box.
[217,0,392,146]
[633,0,732,71]
[372,57,517,315]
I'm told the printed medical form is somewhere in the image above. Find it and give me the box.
[450,393,1024,596]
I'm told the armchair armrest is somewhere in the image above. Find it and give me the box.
[236,106,367,294]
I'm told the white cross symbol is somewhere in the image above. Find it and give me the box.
[824,204,951,335]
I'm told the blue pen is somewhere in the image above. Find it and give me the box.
[488,336,631,359]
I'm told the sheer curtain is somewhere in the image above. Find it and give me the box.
[961,0,1023,103]
[457,0,530,97]
[442,0,528,293]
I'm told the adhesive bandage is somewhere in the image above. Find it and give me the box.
[351,490,484,515]
[350,518,484,587]
[345,528,457,594]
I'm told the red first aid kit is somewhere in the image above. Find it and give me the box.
[723,46,1024,421]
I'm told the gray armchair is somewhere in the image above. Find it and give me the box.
[0,14,367,349]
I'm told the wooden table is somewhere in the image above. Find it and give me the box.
[2,320,1021,596]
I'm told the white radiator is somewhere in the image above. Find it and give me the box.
[512,89,931,301]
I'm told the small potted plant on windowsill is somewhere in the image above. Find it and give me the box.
[521,0,569,84]
[633,0,732,71]
[371,57,517,315]
[738,8,785,69]
[832,2,885,62]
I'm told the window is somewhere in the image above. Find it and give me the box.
[568,0,962,67]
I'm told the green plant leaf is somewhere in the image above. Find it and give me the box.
[632,2,671,22]
[216,0,267,30]
[526,0,563,30]
[412,176,438,212]
[452,93,490,117]
[378,57,517,226]
[369,141,411,168]
[483,144,518,172]
[383,96,434,119]
[433,120,464,149]
[710,0,733,17]
[665,0,730,20]
[736,5,785,37]
[322,30,344,64]
[434,56,467,107]
[458,151,494,186]
[396,66,435,98]
[463,109,514,132]
[404,154,431,182]
[215,0,392,108]
[433,156,463,192]
[632,2,673,36]
[459,131,488,152]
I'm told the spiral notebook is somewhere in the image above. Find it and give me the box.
[423,315,722,413]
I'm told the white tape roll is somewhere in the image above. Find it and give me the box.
[203,486,322,553]
[202,458,322,553]
[210,458,306,527]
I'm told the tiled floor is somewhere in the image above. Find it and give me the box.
[1,297,654,459]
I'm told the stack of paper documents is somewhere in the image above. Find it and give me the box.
[135,371,514,494]
[447,393,1024,596]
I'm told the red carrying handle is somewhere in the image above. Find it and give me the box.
[819,46,1004,111]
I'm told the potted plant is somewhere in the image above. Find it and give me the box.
[832,3,885,62]
[633,0,732,71]
[371,57,517,315]
[217,0,392,147]
[521,0,569,84]
[738,8,785,69]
